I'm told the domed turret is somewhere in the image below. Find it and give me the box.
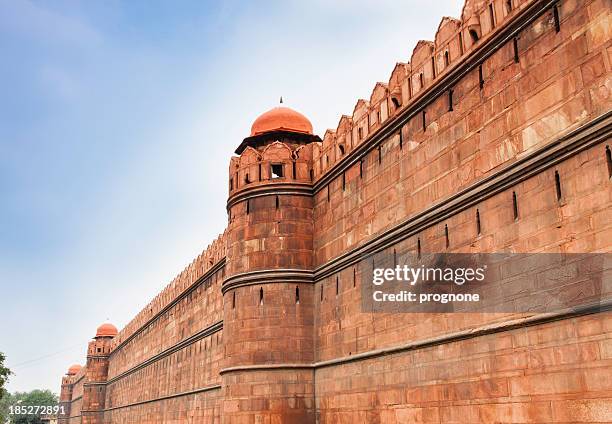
[250,106,313,136]
[234,104,320,155]
[67,364,81,375]
[95,322,118,338]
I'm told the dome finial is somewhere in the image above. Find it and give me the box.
[279,96,283,104]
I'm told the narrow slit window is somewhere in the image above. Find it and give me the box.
[445,224,450,249]
[513,37,519,63]
[555,170,562,201]
[606,146,612,179]
[342,172,346,191]
[459,32,464,55]
[339,144,345,156]
[448,89,454,112]
[360,160,363,178]
[422,110,427,132]
[327,185,330,202]
[246,200,250,215]
[275,195,279,209]
[512,191,519,220]
[336,276,339,296]
[553,4,560,33]
[479,65,484,89]
[476,209,481,235]
[399,129,403,149]
[310,169,314,181]
[505,0,513,13]
[444,51,450,67]
[419,73,424,89]
[258,162,262,181]
[377,110,381,124]
[232,291,236,309]
[271,163,284,179]
[431,56,436,78]
[353,268,356,287]
[417,238,422,259]
[320,286,323,302]
[259,287,264,305]
[358,127,363,140]
[378,144,382,164]
[245,173,250,184]
[408,77,413,98]
[489,3,495,28]
[393,249,397,267]
[229,179,233,191]
[295,286,300,304]
[292,161,296,179]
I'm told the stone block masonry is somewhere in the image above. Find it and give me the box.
[58,0,612,422]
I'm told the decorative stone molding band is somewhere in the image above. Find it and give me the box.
[312,0,561,193]
[219,299,611,375]
[81,384,222,413]
[220,364,313,374]
[226,182,313,210]
[106,320,223,385]
[222,268,314,294]
[314,111,612,281]
[110,258,226,356]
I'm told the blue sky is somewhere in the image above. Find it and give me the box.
[0,0,462,393]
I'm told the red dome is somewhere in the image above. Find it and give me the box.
[95,322,118,338]
[250,106,313,137]
[67,364,81,375]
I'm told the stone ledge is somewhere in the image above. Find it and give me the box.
[222,268,315,294]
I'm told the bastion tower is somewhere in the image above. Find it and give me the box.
[81,323,117,424]
[222,106,320,423]
[58,364,81,423]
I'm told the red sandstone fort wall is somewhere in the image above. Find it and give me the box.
[312,0,610,265]
[313,0,611,358]
[308,0,611,420]
[58,0,611,422]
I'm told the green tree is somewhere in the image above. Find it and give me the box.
[0,352,10,394]
[0,352,12,423]
[2,390,58,424]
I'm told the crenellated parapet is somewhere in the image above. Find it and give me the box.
[312,0,535,181]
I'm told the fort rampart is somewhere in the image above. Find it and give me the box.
[59,0,612,422]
